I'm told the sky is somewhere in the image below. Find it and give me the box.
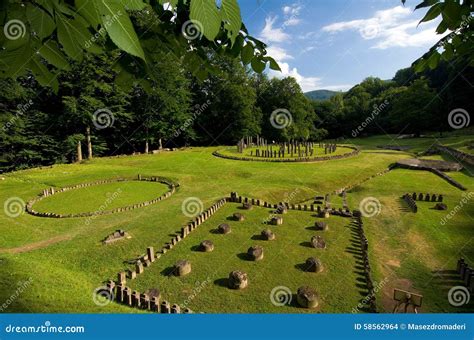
[238,0,443,92]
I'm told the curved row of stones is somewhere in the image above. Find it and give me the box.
[213,145,360,163]
[25,174,178,218]
[106,193,346,312]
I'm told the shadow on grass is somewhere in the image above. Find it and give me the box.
[237,252,251,261]
[160,266,176,277]
[213,278,228,288]
[299,241,313,248]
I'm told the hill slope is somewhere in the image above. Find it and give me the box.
[304,89,343,101]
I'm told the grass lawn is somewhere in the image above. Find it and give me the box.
[0,134,473,313]
[32,181,170,215]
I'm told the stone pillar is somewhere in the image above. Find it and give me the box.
[118,272,126,285]
[136,261,144,274]
[161,300,171,313]
[124,287,132,306]
[147,247,155,262]
[140,293,150,310]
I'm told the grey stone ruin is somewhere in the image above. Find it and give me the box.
[233,213,245,221]
[118,272,126,286]
[147,247,155,263]
[161,300,171,313]
[140,293,150,310]
[296,286,319,309]
[132,291,141,308]
[218,223,231,234]
[418,193,424,201]
[271,216,283,225]
[305,257,322,272]
[200,240,215,252]
[315,221,328,231]
[174,260,192,276]
[103,230,130,245]
[434,203,447,210]
[311,235,326,249]
[261,229,275,241]
[247,245,264,261]
[242,202,252,210]
[136,260,144,274]
[171,304,181,314]
[228,270,248,290]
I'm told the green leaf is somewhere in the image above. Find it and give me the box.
[414,58,427,73]
[190,0,221,41]
[26,4,55,39]
[251,56,265,73]
[427,51,440,69]
[415,0,439,10]
[442,44,454,60]
[241,43,254,64]
[436,20,448,34]
[442,1,463,29]
[75,0,101,28]
[28,55,59,92]
[265,56,281,71]
[56,14,88,61]
[96,1,145,60]
[39,40,71,70]
[419,3,442,24]
[221,0,241,45]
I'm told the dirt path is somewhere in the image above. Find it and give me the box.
[0,234,74,254]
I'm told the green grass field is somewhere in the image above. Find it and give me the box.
[1,134,473,313]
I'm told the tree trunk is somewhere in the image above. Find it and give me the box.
[158,138,163,150]
[145,140,149,154]
[86,126,93,159]
[77,140,83,162]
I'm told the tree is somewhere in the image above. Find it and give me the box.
[192,55,261,145]
[406,0,474,71]
[0,0,279,91]
[388,78,441,136]
[58,52,132,160]
[129,52,192,152]
[257,77,317,141]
